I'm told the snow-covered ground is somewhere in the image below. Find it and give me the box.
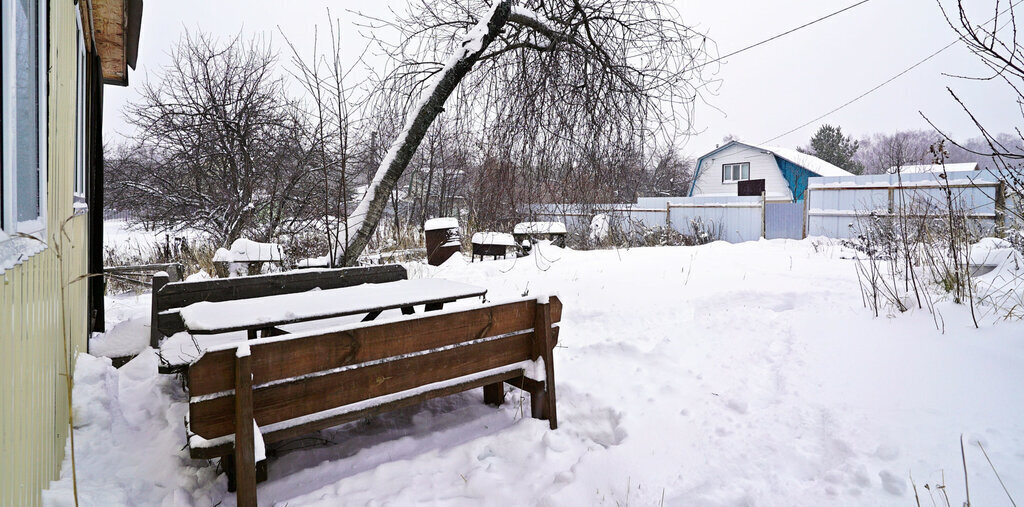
[47,239,1024,506]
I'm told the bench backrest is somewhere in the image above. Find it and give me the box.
[151,264,408,345]
[186,296,562,441]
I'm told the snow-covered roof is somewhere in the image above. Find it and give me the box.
[471,232,516,246]
[889,163,979,174]
[513,222,567,235]
[760,145,853,177]
[424,217,459,231]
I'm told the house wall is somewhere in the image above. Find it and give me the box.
[0,1,91,504]
[691,144,794,200]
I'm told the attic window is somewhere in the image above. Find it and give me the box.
[722,163,750,183]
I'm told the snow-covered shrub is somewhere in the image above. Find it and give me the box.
[845,172,1024,324]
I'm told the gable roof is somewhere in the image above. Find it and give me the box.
[689,141,853,196]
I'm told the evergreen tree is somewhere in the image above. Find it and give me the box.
[800,124,865,174]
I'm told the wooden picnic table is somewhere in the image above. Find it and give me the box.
[175,278,487,338]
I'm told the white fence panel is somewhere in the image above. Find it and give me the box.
[668,196,762,243]
[807,171,1002,239]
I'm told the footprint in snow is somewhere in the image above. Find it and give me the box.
[878,470,906,496]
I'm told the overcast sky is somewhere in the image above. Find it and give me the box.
[104,0,1019,158]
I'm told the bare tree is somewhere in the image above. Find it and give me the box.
[336,0,712,265]
[857,130,936,174]
[114,33,318,246]
[929,0,1024,228]
[282,13,367,266]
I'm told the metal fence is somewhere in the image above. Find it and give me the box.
[525,170,1010,245]
[805,170,1004,239]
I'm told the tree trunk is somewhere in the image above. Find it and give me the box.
[339,1,513,266]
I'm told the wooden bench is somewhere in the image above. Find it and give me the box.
[151,264,408,348]
[184,295,562,505]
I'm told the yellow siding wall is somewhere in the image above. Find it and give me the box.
[1,1,91,504]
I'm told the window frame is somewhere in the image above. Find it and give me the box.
[0,0,49,263]
[721,162,750,183]
[74,9,87,207]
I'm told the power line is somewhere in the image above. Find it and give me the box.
[695,0,873,71]
[761,0,1024,145]
[761,41,957,144]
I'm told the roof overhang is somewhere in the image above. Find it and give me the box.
[85,0,143,86]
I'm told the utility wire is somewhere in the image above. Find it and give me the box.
[761,41,957,144]
[761,0,1024,145]
[695,0,873,71]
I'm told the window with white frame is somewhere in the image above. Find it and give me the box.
[722,162,750,183]
[1,0,48,240]
[74,9,87,205]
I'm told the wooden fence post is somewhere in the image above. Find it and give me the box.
[234,347,258,507]
[802,189,809,239]
[760,191,767,239]
[534,298,557,430]
[665,202,671,230]
[995,180,1007,238]
[150,272,169,348]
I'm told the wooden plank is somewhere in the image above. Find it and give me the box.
[156,265,407,312]
[535,301,558,430]
[190,370,526,459]
[190,331,535,439]
[233,351,257,506]
[93,0,127,84]
[188,297,562,396]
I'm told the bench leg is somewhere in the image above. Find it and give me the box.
[483,382,504,406]
[222,454,268,493]
[531,388,548,420]
[504,376,554,424]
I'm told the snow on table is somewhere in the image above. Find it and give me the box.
[513,221,567,235]
[470,232,516,246]
[177,278,487,333]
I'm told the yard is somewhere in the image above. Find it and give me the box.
[46,238,1024,506]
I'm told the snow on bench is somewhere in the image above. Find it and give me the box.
[183,295,562,502]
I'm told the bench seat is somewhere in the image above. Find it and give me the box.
[183,295,562,504]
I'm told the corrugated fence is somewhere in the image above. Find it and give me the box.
[526,170,1011,244]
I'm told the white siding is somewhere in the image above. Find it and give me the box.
[692,144,794,200]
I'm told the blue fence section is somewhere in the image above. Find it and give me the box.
[765,202,804,240]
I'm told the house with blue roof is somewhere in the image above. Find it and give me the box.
[689,141,853,201]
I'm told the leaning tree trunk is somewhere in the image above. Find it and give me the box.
[338,1,513,266]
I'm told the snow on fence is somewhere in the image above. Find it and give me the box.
[806,170,1005,239]
[526,171,1009,245]
[527,197,763,244]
